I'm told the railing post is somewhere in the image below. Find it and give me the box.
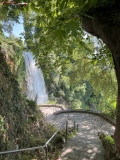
[65,120,68,142]
[44,145,48,160]
[77,124,78,131]
[74,121,76,131]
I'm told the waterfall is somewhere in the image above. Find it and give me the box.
[23,51,48,104]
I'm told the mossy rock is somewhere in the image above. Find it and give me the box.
[98,132,120,160]
[105,135,114,145]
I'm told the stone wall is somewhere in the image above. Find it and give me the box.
[54,109,116,126]
[39,104,66,110]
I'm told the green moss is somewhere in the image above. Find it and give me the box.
[105,135,114,144]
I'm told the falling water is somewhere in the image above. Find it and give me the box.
[23,51,48,104]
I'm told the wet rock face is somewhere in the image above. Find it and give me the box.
[98,132,120,160]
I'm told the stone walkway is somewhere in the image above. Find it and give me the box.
[40,106,115,160]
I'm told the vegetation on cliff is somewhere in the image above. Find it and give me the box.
[0,37,59,159]
[0,34,26,90]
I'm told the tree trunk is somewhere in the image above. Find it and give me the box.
[114,66,120,153]
[82,8,120,153]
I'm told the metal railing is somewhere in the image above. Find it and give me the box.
[0,118,78,160]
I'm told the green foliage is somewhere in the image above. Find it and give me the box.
[105,135,114,144]
[23,10,34,49]
[26,99,37,110]
[0,116,3,130]
[101,102,116,119]
[48,100,56,104]
[1,34,26,92]
[38,34,117,117]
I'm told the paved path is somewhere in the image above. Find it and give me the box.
[40,106,115,160]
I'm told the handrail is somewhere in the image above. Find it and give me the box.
[45,120,66,147]
[0,117,78,160]
[45,129,60,146]
[0,145,44,155]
